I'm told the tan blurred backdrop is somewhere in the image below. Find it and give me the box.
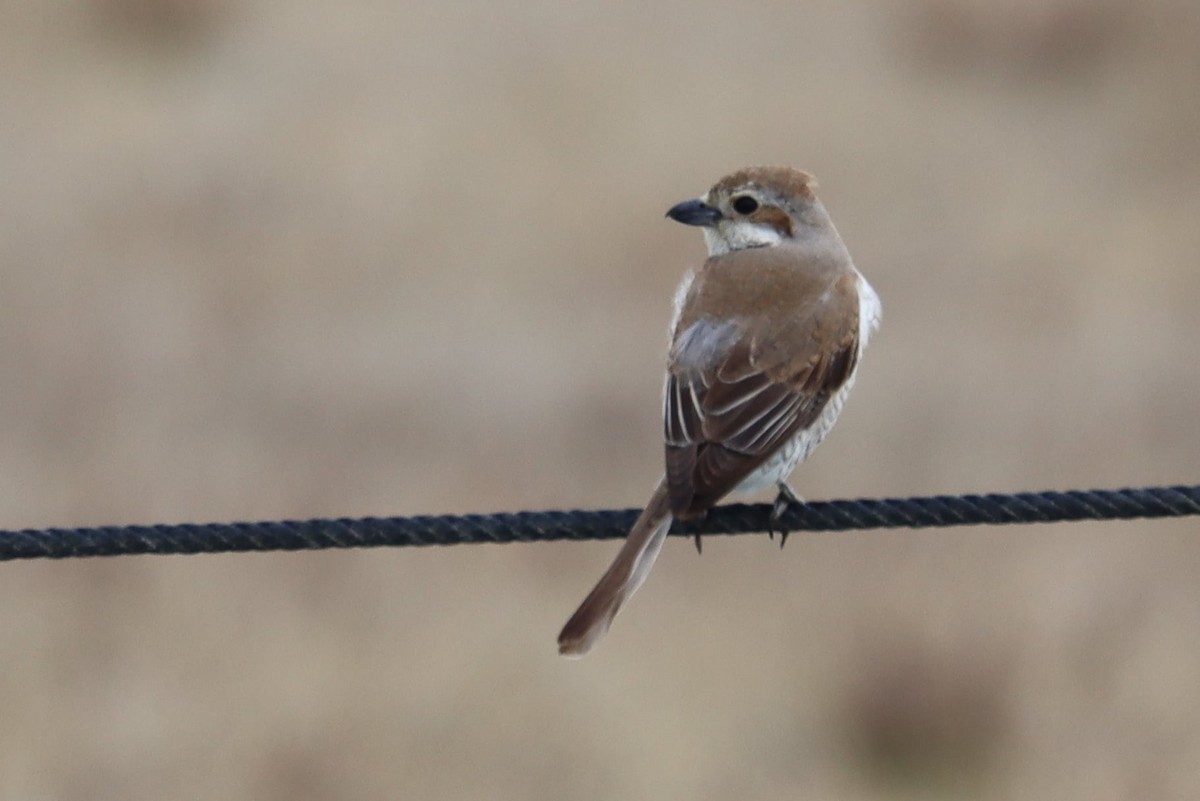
[2,0,1200,799]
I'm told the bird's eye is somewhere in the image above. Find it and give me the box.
[731,196,759,215]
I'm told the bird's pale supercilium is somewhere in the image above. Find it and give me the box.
[557,167,881,657]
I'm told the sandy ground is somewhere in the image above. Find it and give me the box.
[2,1,1200,798]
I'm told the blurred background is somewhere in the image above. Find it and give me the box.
[2,0,1200,798]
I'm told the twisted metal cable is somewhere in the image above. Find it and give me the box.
[0,484,1197,562]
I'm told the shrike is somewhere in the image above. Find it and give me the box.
[558,167,881,657]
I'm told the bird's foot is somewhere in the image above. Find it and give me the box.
[767,483,805,548]
[687,511,710,555]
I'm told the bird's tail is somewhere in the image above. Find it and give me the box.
[557,480,673,657]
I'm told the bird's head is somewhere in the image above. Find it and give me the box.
[666,166,827,257]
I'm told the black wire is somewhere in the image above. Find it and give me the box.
[0,484,1197,562]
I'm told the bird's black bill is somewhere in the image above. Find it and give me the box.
[666,198,723,226]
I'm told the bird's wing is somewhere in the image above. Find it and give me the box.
[663,270,861,517]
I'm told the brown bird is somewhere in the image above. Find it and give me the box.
[557,167,881,657]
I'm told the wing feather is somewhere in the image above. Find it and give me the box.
[664,264,863,518]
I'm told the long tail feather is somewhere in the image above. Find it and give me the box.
[557,481,673,657]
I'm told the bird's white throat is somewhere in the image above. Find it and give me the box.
[703,221,784,256]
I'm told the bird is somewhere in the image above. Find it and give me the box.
[557,166,881,657]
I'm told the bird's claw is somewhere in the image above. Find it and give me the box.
[689,511,709,555]
[768,484,805,548]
